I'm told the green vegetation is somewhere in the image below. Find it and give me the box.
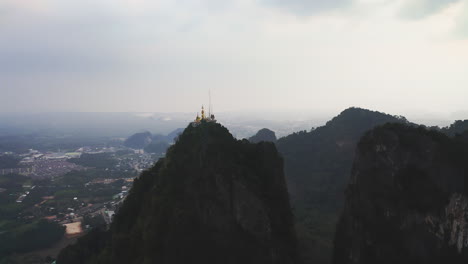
[69,153,117,169]
[0,174,30,220]
[276,107,408,264]
[0,176,65,261]
[443,120,468,136]
[0,134,113,154]
[0,156,21,169]
[143,141,169,155]
[82,214,106,230]
[58,122,296,264]
[334,123,468,264]
[0,174,29,190]
[123,132,152,149]
[0,220,65,260]
[0,165,133,262]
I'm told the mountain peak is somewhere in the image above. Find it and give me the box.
[58,122,297,264]
[327,107,408,127]
[249,128,277,143]
[124,131,153,149]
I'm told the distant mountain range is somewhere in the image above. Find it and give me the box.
[123,128,184,154]
[54,107,468,264]
[0,112,320,139]
[123,132,153,149]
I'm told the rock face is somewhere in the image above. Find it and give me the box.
[276,107,407,263]
[58,122,296,264]
[334,124,468,264]
[249,128,277,143]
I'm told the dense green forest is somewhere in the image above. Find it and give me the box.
[0,175,64,262]
[143,141,169,155]
[58,122,296,264]
[0,220,65,259]
[276,107,408,263]
[0,174,31,219]
[334,123,468,264]
[0,156,20,169]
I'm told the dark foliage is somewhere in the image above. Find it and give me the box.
[143,141,169,155]
[0,220,65,259]
[334,123,468,264]
[276,107,407,263]
[56,228,109,264]
[0,155,21,169]
[58,121,297,264]
[69,153,117,169]
[165,128,184,142]
[443,120,468,136]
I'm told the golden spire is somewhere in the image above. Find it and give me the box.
[201,105,205,119]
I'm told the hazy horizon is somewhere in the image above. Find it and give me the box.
[0,107,466,140]
[2,0,468,115]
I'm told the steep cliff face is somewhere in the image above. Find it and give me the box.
[334,124,468,264]
[276,107,407,263]
[58,122,296,264]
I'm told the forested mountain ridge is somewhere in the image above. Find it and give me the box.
[58,121,296,264]
[277,107,408,204]
[334,123,468,264]
[276,107,409,263]
[123,131,152,149]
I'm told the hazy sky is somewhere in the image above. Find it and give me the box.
[1,0,468,116]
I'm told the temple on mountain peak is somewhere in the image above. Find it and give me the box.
[192,104,216,126]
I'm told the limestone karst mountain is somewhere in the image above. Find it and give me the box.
[276,107,408,263]
[334,123,468,264]
[58,121,297,264]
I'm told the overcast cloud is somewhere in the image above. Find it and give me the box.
[1,0,468,116]
[260,0,353,15]
[399,0,462,19]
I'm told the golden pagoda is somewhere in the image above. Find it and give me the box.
[201,105,206,120]
[191,91,216,126]
[192,104,216,126]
